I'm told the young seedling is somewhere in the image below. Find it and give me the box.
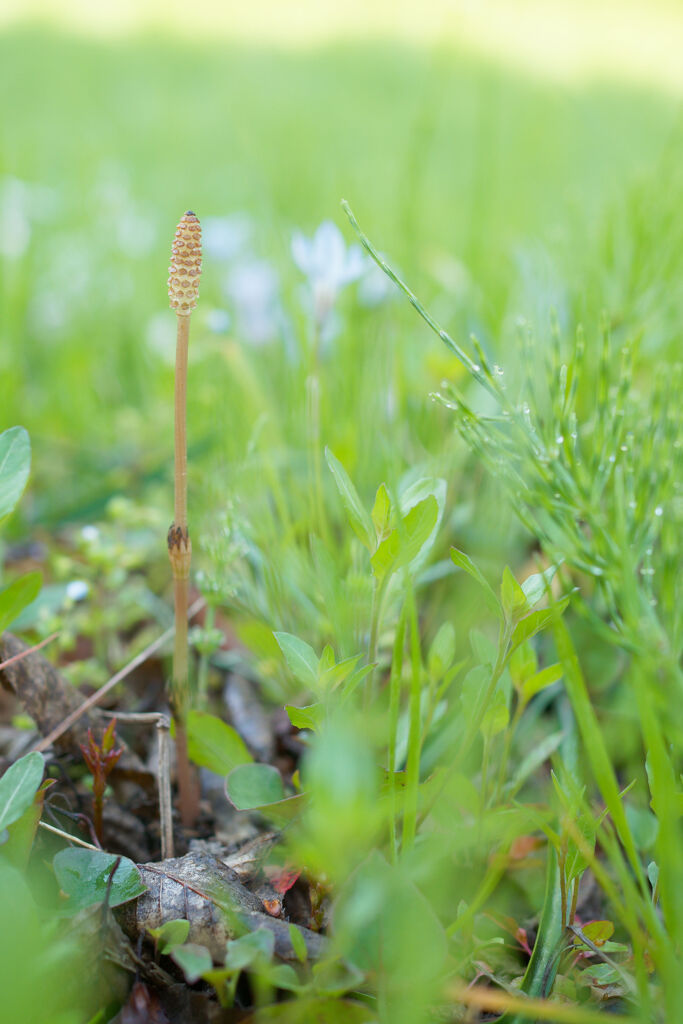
[167,211,202,828]
[80,718,122,844]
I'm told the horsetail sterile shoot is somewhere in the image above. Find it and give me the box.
[167,210,202,829]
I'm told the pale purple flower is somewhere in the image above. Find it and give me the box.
[291,220,366,326]
[203,214,252,263]
[226,259,280,345]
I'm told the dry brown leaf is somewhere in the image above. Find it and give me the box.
[116,850,327,963]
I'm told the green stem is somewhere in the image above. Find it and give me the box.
[306,325,328,544]
[402,578,423,852]
[196,603,215,707]
[366,573,389,707]
[387,607,406,863]
[480,733,491,817]
[494,700,524,803]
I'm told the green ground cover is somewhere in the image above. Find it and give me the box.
[0,19,681,1024]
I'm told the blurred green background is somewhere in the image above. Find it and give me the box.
[0,0,681,537]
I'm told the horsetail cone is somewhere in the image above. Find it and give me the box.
[168,210,202,315]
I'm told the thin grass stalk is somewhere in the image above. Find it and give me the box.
[387,608,406,863]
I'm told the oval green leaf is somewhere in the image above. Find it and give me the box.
[185,710,253,775]
[325,448,375,551]
[171,942,213,982]
[226,763,285,809]
[53,848,147,914]
[0,427,31,522]
[371,495,438,580]
[274,632,319,689]
[0,572,43,635]
[0,751,44,834]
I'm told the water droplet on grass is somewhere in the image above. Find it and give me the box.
[654,506,663,517]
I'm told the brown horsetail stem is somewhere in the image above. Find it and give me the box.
[167,210,202,829]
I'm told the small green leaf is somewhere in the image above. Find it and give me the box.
[521,663,563,703]
[509,641,538,690]
[579,963,622,985]
[53,848,146,914]
[428,622,455,679]
[501,566,528,621]
[579,920,614,947]
[149,918,190,954]
[274,632,319,689]
[0,751,44,835]
[325,448,375,551]
[185,710,252,775]
[226,764,305,824]
[266,963,303,991]
[510,597,569,652]
[225,927,274,970]
[0,572,43,635]
[371,483,391,542]
[172,943,213,982]
[2,778,53,868]
[321,653,363,691]
[450,548,501,618]
[286,704,323,732]
[226,763,285,808]
[565,815,596,883]
[339,663,375,700]
[289,923,308,964]
[521,564,559,608]
[0,426,31,522]
[319,644,335,673]
[371,495,438,580]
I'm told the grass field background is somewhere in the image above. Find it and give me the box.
[1,6,681,534]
